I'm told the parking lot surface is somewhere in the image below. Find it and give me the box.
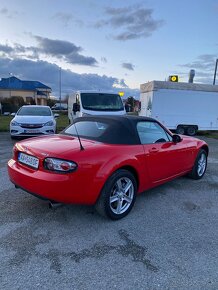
[0,132,218,289]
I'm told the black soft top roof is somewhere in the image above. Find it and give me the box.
[73,115,157,145]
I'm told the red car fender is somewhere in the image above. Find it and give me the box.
[91,153,149,202]
[187,140,209,166]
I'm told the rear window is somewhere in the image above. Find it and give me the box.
[63,119,138,145]
[64,121,109,138]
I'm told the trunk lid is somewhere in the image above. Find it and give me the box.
[16,134,99,159]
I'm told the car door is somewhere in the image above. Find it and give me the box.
[137,121,191,183]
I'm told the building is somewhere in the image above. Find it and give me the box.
[0,76,51,105]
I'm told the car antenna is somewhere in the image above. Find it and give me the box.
[73,122,84,151]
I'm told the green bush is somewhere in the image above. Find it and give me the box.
[1,96,26,113]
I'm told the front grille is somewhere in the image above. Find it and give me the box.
[22,133,44,136]
[20,124,43,129]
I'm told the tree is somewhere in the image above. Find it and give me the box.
[47,99,56,108]
[125,96,136,112]
[1,96,26,113]
[11,96,25,107]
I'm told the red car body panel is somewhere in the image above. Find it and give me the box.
[8,136,146,204]
[142,137,197,183]
[8,116,208,205]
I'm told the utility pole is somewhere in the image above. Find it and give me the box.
[9,72,12,98]
[59,67,62,106]
[213,59,218,85]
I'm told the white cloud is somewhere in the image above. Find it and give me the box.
[0,57,139,98]
[94,4,164,41]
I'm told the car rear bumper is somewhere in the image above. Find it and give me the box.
[7,159,97,205]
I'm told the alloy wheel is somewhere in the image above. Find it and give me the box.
[197,153,207,177]
[109,177,134,215]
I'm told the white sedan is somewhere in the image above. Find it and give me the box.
[10,105,57,139]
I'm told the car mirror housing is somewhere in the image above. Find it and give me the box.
[172,134,182,143]
[73,103,80,112]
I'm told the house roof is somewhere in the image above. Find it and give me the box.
[0,76,51,91]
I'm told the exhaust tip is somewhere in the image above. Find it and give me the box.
[49,202,62,209]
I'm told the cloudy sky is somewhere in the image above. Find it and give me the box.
[0,0,218,99]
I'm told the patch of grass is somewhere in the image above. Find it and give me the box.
[0,114,69,133]
[0,115,13,132]
[56,113,69,132]
[197,131,218,139]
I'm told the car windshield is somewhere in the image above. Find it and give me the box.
[17,107,51,116]
[80,93,124,111]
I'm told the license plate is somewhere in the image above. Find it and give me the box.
[18,152,39,169]
[24,129,40,133]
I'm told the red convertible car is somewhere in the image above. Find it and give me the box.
[8,115,208,220]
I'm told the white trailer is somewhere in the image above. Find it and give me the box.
[139,81,218,135]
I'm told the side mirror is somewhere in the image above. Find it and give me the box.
[172,134,182,143]
[54,113,59,118]
[73,103,80,113]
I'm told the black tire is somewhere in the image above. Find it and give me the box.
[176,126,185,135]
[95,169,137,220]
[189,149,207,180]
[187,126,197,136]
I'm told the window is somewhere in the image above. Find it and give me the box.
[137,121,172,144]
[17,106,51,116]
[63,118,138,145]
[64,121,109,138]
[80,93,124,111]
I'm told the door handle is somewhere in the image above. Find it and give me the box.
[150,147,158,153]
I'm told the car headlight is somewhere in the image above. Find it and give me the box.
[44,121,54,126]
[11,120,19,126]
[44,158,77,173]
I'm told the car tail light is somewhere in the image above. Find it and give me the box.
[44,158,77,173]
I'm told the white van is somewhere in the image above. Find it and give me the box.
[51,103,68,111]
[68,91,126,123]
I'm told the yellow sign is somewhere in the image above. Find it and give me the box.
[169,75,179,82]
[118,91,125,97]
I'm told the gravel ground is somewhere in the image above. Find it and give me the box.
[0,132,218,290]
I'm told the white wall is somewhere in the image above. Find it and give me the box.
[152,89,218,129]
